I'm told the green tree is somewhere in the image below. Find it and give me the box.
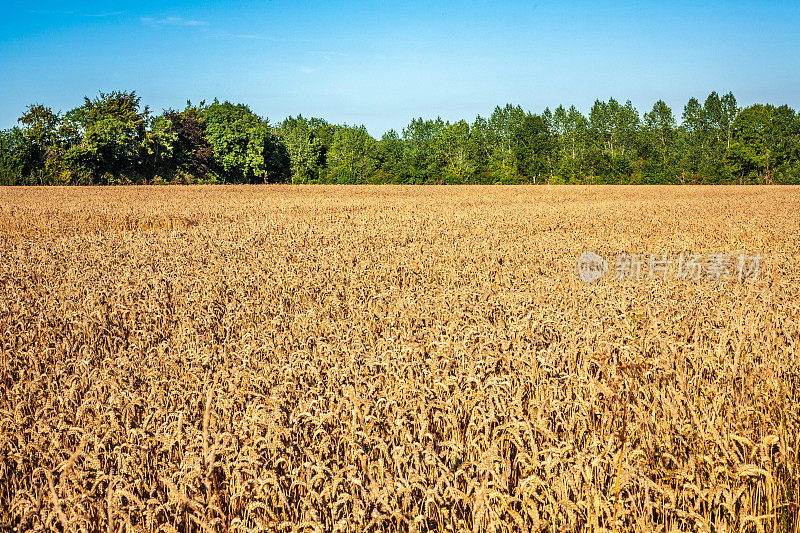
[309,117,337,179]
[729,104,800,184]
[62,91,150,183]
[701,92,730,181]
[18,104,60,151]
[678,96,705,182]
[161,103,217,183]
[641,100,678,182]
[15,104,70,184]
[552,105,589,182]
[143,115,178,182]
[327,125,378,183]
[588,98,638,182]
[470,115,493,182]
[720,92,739,151]
[277,115,325,183]
[513,113,554,183]
[434,120,474,183]
[203,100,289,183]
[678,92,740,183]
[402,117,442,183]
[487,104,525,182]
[375,130,404,183]
[0,128,26,185]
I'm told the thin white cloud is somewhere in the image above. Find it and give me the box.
[298,66,320,74]
[29,9,76,15]
[307,50,348,62]
[85,11,126,18]
[141,17,208,28]
[29,9,125,17]
[209,32,275,41]
[308,51,347,57]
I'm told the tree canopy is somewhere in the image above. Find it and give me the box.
[2,90,799,185]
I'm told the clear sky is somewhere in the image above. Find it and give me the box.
[2,0,799,137]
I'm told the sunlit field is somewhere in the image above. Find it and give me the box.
[1,185,798,532]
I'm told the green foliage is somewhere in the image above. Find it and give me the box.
[374,130,404,183]
[277,116,327,183]
[401,118,442,183]
[0,128,25,185]
[436,120,474,183]
[328,125,378,184]
[160,104,217,183]
[145,115,178,180]
[62,91,151,183]
[203,101,287,183]
[513,113,555,183]
[730,104,800,184]
[586,98,640,182]
[640,100,678,183]
[678,92,740,183]
[552,105,589,182]
[1,90,799,185]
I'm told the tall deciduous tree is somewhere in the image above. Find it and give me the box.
[513,113,554,183]
[162,103,216,182]
[328,125,378,184]
[63,91,151,183]
[402,117,440,183]
[0,128,26,185]
[203,100,289,183]
[487,104,526,182]
[375,129,404,183]
[642,100,677,182]
[588,98,638,181]
[435,120,474,183]
[277,115,324,183]
[730,104,800,184]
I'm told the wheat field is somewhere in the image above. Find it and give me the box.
[0,185,798,532]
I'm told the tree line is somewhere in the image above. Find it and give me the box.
[1,90,798,185]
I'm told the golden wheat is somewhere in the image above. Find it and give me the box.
[0,185,798,532]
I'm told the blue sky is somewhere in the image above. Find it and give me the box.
[2,0,799,136]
